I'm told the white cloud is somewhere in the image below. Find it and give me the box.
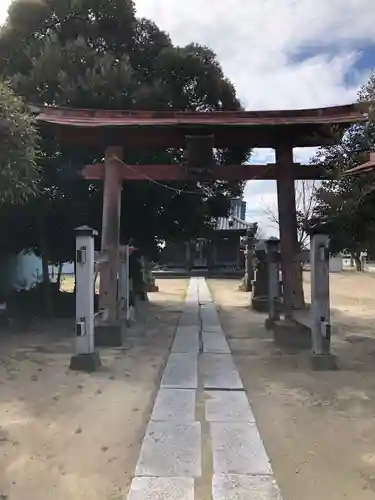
[134,0,375,234]
[1,0,374,236]
[135,0,375,109]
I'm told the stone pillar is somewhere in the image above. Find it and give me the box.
[96,146,123,347]
[70,226,101,372]
[276,143,304,317]
[118,245,130,321]
[207,238,216,271]
[185,242,191,269]
[251,249,269,312]
[245,229,255,290]
[310,229,337,370]
[265,238,281,329]
[239,229,255,292]
[212,238,217,268]
[143,257,159,292]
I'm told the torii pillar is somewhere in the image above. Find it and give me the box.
[96,146,123,346]
[276,143,305,318]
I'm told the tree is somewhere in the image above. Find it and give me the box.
[0,80,39,203]
[0,0,248,268]
[312,71,375,268]
[263,180,318,249]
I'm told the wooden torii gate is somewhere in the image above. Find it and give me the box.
[35,104,366,345]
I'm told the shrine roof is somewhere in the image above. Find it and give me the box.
[216,198,248,232]
[216,217,248,232]
[342,153,375,176]
[33,103,367,149]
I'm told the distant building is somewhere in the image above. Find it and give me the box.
[160,199,251,270]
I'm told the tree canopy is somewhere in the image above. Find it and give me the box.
[0,80,39,203]
[312,72,375,259]
[0,0,249,263]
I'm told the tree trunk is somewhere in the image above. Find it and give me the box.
[355,256,362,271]
[292,264,305,310]
[56,262,63,293]
[38,214,53,317]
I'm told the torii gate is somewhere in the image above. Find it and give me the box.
[35,104,365,345]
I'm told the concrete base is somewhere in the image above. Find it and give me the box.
[69,351,101,372]
[251,296,268,312]
[95,324,122,347]
[310,353,338,371]
[272,318,312,349]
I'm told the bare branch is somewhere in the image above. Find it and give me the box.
[262,180,317,248]
[262,202,279,227]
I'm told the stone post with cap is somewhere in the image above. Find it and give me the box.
[264,238,281,330]
[70,226,101,372]
[309,225,337,370]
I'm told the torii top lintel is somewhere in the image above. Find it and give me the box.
[34,103,366,149]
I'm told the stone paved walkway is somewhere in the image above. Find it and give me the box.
[127,277,283,499]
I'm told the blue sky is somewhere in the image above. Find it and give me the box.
[1,0,375,235]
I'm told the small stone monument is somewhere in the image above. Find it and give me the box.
[143,258,159,292]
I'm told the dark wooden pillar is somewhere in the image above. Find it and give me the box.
[276,143,304,318]
[99,146,123,323]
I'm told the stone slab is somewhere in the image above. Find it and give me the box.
[179,313,200,327]
[182,301,199,309]
[200,302,218,311]
[200,304,218,312]
[202,354,243,390]
[151,389,196,422]
[172,328,200,353]
[201,318,220,328]
[202,325,225,334]
[205,391,255,422]
[202,331,230,354]
[161,354,198,389]
[212,474,283,500]
[199,300,213,306]
[210,422,272,475]
[127,477,194,500]
[135,422,201,477]
[176,325,200,335]
[200,305,218,313]
[180,306,200,314]
[200,304,220,326]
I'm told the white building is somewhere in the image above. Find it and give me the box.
[0,251,74,294]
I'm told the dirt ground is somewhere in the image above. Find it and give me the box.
[208,271,375,500]
[2,272,375,500]
[0,279,187,500]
